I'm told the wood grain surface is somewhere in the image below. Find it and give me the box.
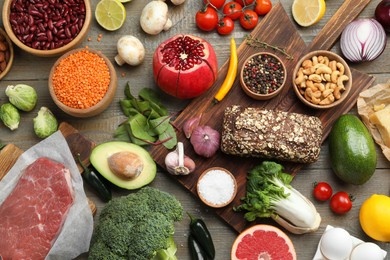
[0,0,389,259]
[150,2,375,233]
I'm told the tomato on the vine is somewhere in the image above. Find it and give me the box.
[203,0,226,9]
[235,0,254,6]
[330,191,353,214]
[222,1,243,20]
[239,9,258,30]
[217,17,235,35]
[254,0,272,15]
[196,6,219,31]
[313,182,333,201]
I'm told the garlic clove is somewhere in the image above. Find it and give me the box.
[165,142,196,175]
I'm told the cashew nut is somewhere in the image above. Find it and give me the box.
[322,89,334,98]
[303,67,316,75]
[336,62,345,75]
[323,73,331,82]
[329,60,337,72]
[316,66,332,75]
[309,74,322,83]
[319,94,335,105]
[337,75,349,88]
[302,60,313,69]
[331,71,340,83]
[294,69,305,85]
[312,56,318,65]
[314,83,325,92]
[334,86,342,99]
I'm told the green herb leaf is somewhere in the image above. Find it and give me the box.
[114,124,131,142]
[129,114,156,143]
[139,88,168,116]
[159,124,177,149]
[124,82,136,100]
[149,116,171,135]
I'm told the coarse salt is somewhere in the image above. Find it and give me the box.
[197,169,236,206]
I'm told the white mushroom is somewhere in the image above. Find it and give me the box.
[140,1,172,35]
[115,35,145,66]
[170,0,186,5]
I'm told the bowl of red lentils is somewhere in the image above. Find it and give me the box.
[2,0,92,57]
[48,48,117,117]
[240,52,287,100]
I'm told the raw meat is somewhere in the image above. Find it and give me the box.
[0,157,74,260]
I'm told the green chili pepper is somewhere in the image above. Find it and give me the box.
[77,154,112,202]
[188,213,215,259]
[188,234,211,260]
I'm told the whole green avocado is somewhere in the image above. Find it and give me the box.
[329,114,377,185]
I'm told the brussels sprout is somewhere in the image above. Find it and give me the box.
[33,107,58,138]
[5,84,38,112]
[0,103,20,131]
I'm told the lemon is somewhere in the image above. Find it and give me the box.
[292,0,326,27]
[95,0,126,31]
[118,0,132,3]
[359,194,390,242]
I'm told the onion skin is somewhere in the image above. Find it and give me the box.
[340,18,387,62]
[375,0,390,32]
[190,125,220,158]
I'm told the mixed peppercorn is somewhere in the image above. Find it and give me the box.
[242,53,285,95]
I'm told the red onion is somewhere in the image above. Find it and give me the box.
[340,18,386,62]
[190,125,220,158]
[375,0,390,32]
[182,116,201,138]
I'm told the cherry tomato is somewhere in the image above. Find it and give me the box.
[239,9,258,30]
[254,0,272,15]
[223,1,243,20]
[203,0,226,9]
[313,182,333,201]
[235,0,254,6]
[330,191,353,214]
[196,6,219,32]
[217,17,235,35]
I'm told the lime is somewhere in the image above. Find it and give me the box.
[95,0,126,31]
[292,0,326,27]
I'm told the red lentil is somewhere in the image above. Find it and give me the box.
[52,49,110,109]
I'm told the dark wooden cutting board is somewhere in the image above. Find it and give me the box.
[150,1,375,232]
[0,122,97,215]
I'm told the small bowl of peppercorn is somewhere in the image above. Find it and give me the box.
[2,0,92,57]
[48,47,117,118]
[0,27,14,80]
[240,52,287,100]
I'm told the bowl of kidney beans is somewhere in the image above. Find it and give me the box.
[240,52,287,100]
[2,0,91,57]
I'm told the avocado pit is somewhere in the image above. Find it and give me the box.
[108,151,144,180]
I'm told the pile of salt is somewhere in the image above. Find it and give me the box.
[197,168,236,206]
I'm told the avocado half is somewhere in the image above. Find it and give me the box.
[90,141,156,190]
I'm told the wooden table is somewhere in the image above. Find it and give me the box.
[0,0,389,259]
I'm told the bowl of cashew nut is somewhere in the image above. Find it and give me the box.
[292,50,352,109]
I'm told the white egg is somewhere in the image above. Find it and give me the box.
[350,242,385,260]
[320,227,353,260]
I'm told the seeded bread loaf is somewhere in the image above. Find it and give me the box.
[221,105,323,163]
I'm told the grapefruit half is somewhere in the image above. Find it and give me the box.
[231,224,297,260]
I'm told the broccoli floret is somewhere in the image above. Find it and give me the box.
[88,187,183,260]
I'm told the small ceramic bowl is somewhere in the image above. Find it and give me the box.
[197,167,237,208]
[48,48,117,118]
[292,50,352,109]
[2,0,91,57]
[0,27,14,80]
[240,52,287,100]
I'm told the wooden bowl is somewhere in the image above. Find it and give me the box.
[0,28,14,80]
[48,48,117,118]
[240,52,287,100]
[197,167,237,208]
[2,0,91,57]
[292,50,352,109]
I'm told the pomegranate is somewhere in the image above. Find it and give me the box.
[153,34,218,99]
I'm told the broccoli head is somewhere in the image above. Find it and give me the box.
[88,187,183,260]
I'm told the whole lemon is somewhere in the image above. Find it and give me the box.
[359,194,390,242]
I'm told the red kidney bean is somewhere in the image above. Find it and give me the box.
[10,0,86,50]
